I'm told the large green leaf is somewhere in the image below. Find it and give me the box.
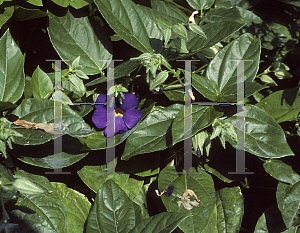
[186,0,214,10]
[171,105,223,145]
[12,136,89,169]
[10,98,91,145]
[0,29,25,103]
[216,187,244,233]
[48,11,112,75]
[0,6,14,30]
[12,170,91,233]
[122,104,222,160]
[50,182,91,233]
[264,159,300,185]
[85,180,136,233]
[202,6,262,24]
[94,0,153,53]
[121,104,182,160]
[77,163,143,199]
[158,166,217,233]
[14,6,47,21]
[186,21,245,55]
[277,181,300,228]
[31,66,53,99]
[255,88,300,123]
[225,105,294,158]
[151,0,188,24]
[129,212,189,233]
[202,33,261,102]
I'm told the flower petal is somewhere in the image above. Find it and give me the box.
[119,93,138,111]
[104,114,127,137]
[95,94,107,109]
[123,109,143,129]
[92,107,107,129]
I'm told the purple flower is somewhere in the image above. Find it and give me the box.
[162,184,174,197]
[92,93,143,137]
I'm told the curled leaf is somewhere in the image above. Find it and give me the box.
[12,119,68,134]
[176,189,200,210]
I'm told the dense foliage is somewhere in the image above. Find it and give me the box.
[0,0,300,232]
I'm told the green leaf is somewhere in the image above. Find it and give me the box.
[31,66,53,99]
[188,23,206,38]
[150,71,169,90]
[77,163,143,199]
[13,170,67,232]
[75,69,89,79]
[51,0,69,7]
[173,37,189,53]
[10,98,91,145]
[225,105,294,159]
[171,105,223,145]
[69,0,89,9]
[157,19,173,30]
[163,87,185,102]
[172,24,187,39]
[163,28,172,47]
[277,181,300,228]
[264,159,300,185]
[0,6,14,30]
[13,178,45,195]
[68,74,86,94]
[259,74,277,86]
[129,212,189,233]
[0,164,18,203]
[186,21,244,55]
[0,29,25,103]
[48,11,112,75]
[85,180,136,233]
[121,104,183,160]
[13,170,91,233]
[13,136,89,169]
[27,0,43,6]
[201,33,261,102]
[51,182,91,233]
[274,68,293,79]
[94,0,153,53]
[85,127,135,150]
[255,88,300,123]
[158,166,217,233]
[216,187,244,233]
[151,0,188,24]
[186,0,214,10]
[14,6,47,21]
[203,6,262,25]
